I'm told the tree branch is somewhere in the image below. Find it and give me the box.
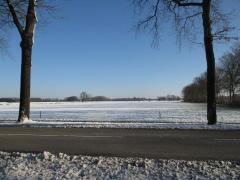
[172,0,202,7]
[25,0,37,34]
[6,0,24,35]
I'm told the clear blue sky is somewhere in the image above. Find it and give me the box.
[0,0,239,98]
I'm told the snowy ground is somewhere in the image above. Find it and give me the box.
[0,151,239,179]
[1,102,240,179]
[0,101,240,129]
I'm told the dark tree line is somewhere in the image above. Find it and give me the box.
[0,95,181,102]
[182,73,207,103]
[182,43,240,105]
[157,95,181,101]
[0,97,61,102]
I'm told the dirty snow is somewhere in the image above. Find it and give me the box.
[0,151,239,179]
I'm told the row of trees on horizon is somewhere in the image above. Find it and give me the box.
[0,93,181,102]
[182,43,240,105]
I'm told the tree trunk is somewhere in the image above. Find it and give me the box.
[202,0,217,125]
[18,36,33,122]
[230,76,233,104]
[232,90,235,104]
[229,88,232,104]
[17,0,36,122]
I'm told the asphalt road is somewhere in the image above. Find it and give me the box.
[0,127,240,160]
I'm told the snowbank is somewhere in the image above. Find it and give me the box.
[0,151,239,179]
[1,121,240,130]
[21,117,35,124]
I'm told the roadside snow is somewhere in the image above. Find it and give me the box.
[21,117,35,124]
[1,121,240,130]
[0,151,239,179]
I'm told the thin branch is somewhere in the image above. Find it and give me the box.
[6,0,24,35]
[172,0,202,7]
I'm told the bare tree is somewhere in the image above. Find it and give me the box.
[80,91,91,102]
[0,0,55,122]
[132,0,237,124]
[218,45,240,103]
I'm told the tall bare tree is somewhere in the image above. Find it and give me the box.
[0,0,55,122]
[218,44,240,103]
[132,0,236,124]
[79,91,91,102]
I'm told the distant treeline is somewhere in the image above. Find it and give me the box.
[182,43,240,105]
[157,95,181,101]
[0,98,61,102]
[0,98,19,102]
[62,92,181,102]
[0,94,181,102]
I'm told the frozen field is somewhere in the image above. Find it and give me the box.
[0,101,239,126]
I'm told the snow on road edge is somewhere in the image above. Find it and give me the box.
[0,151,239,179]
[1,121,240,130]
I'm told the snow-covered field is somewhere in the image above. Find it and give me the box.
[0,101,240,129]
[0,151,239,179]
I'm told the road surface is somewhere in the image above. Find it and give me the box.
[0,127,240,160]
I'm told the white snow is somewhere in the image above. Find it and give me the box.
[21,117,35,124]
[0,102,239,178]
[1,121,240,130]
[0,151,239,179]
[0,101,240,129]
